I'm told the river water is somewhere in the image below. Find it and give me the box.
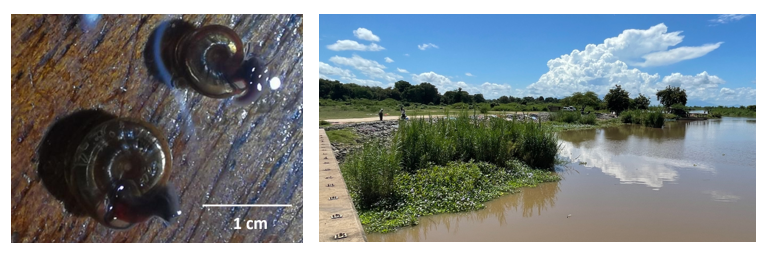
[367,117,756,242]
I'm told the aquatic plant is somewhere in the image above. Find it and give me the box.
[357,161,560,233]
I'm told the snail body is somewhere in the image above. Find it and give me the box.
[69,118,180,229]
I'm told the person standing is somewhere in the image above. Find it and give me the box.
[400,107,407,120]
[379,108,384,121]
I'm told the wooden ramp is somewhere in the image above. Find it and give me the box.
[318,129,367,242]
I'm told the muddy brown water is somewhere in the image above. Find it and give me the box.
[367,117,756,242]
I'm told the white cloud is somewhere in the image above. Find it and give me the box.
[385,57,394,63]
[329,54,403,82]
[661,71,725,100]
[396,68,409,73]
[345,78,385,87]
[478,82,512,97]
[465,72,474,77]
[411,71,510,98]
[521,23,752,105]
[418,43,438,50]
[319,61,355,79]
[353,28,380,42]
[326,40,385,51]
[710,14,749,24]
[634,42,723,67]
[404,53,410,57]
[716,87,756,104]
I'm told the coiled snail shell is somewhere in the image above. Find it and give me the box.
[175,25,246,98]
[69,118,180,229]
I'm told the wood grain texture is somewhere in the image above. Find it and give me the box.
[11,14,303,243]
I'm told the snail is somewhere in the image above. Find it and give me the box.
[149,21,277,103]
[68,118,180,229]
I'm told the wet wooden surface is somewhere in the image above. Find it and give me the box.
[10,14,303,242]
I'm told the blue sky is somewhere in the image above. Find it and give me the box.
[319,14,756,106]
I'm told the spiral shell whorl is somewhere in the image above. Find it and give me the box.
[70,118,172,229]
[177,25,245,98]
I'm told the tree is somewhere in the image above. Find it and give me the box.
[604,85,631,114]
[498,95,511,104]
[473,93,485,104]
[564,91,600,113]
[656,85,688,109]
[631,93,651,110]
[394,80,411,93]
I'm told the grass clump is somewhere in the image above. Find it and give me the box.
[397,110,559,172]
[319,120,331,126]
[341,139,400,209]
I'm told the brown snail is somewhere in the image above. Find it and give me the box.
[69,118,180,229]
[149,21,273,103]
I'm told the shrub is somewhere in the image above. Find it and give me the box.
[579,114,596,125]
[620,109,665,128]
[480,104,491,114]
[549,111,581,124]
[451,102,467,109]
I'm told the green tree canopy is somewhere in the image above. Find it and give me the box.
[565,91,600,113]
[631,93,651,110]
[394,80,411,93]
[656,85,688,108]
[604,85,631,114]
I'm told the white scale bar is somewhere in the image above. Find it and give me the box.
[202,204,292,207]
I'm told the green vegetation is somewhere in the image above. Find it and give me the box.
[631,93,651,110]
[604,84,631,114]
[549,111,596,125]
[351,160,559,233]
[340,111,561,233]
[547,118,623,132]
[707,105,756,117]
[656,85,688,109]
[620,109,665,128]
[319,120,331,126]
[562,91,600,113]
[492,102,566,112]
[325,128,359,145]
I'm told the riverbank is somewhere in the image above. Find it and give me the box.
[324,114,563,233]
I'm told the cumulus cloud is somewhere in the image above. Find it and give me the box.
[418,43,438,50]
[710,14,749,24]
[396,68,409,73]
[661,71,725,100]
[329,54,403,82]
[353,28,380,41]
[327,40,385,51]
[521,23,753,105]
[465,73,474,77]
[384,57,394,63]
[411,71,510,97]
